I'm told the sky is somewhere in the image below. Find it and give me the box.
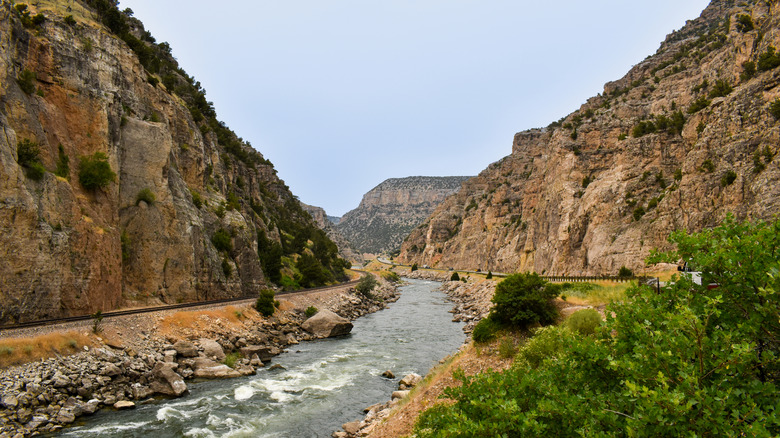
[118,0,711,217]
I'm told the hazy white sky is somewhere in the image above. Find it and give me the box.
[119,1,711,216]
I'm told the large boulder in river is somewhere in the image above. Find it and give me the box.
[199,338,226,362]
[192,357,241,378]
[301,309,353,338]
[148,362,188,396]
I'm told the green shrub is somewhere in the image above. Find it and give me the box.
[708,79,732,98]
[221,257,232,277]
[486,271,493,280]
[617,133,627,141]
[618,266,633,278]
[16,139,40,167]
[211,228,232,252]
[632,120,656,137]
[135,188,155,205]
[55,144,69,179]
[411,263,418,272]
[498,338,517,359]
[25,162,45,181]
[735,14,754,32]
[758,46,780,71]
[355,274,378,297]
[741,61,756,81]
[687,96,711,114]
[700,159,715,173]
[632,206,646,221]
[17,69,36,94]
[190,189,202,208]
[471,316,501,343]
[770,99,780,119]
[380,271,401,283]
[78,152,115,190]
[721,170,737,187]
[64,15,76,26]
[450,272,460,281]
[517,325,573,369]
[565,308,602,335]
[121,231,131,262]
[305,306,318,318]
[674,168,683,181]
[256,289,276,317]
[223,352,240,368]
[490,273,560,330]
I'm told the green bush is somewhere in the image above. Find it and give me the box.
[708,79,732,98]
[190,189,202,208]
[256,289,276,317]
[758,46,780,71]
[78,152,115,190]
[700,159,715,173]
[223,352,240,368]
[490,273,560,330]
[618,266,633,278]
[411,263,418,272]
[735,14,754,32]
[305,306,318,318]
[16,139,45,180]
[631,120,656,137]
[741,61,756,81]
[565,308,602,335]
[498,338,517,359]
[450,272,460,281]
[687,96,711,114]
[211,228,232,253]
[25,162,45,181]
[471,316,501,343]
[55,144,69,179]
[486,271,493,280]
[632,206,645,221]
[380,271,401,283]
[135,188,155,205]
[64,15,76,26]
[721,170,737,187]
[221,257,232,278]
[120,231,131,262]
[17,69,36,94]
[516,325,574,369]
[770,99,780,119]
[355,274,378,297]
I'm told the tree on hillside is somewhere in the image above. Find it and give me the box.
[490,273,560,330]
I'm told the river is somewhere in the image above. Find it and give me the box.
[60,278,465,437]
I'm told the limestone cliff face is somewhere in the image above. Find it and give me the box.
[0,1,333,323]
[399,0,780,275]
[301,203,363,263]
[337,176,472,255]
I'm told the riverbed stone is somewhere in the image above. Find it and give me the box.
[199,339,226,362]
[173,341,198,358]
[192,358,241,378]
[113,400,135,410]
[148,362,187,396]
[301,310,353,338]
[342,420,361,435]
[399,373,422,389]
[381,370,394,379]
[391,390,410,400]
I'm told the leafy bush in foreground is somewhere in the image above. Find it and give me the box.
[471,316,501,343]
[490,273,560,330]
[415,217,780,437]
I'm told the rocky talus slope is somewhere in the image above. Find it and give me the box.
[399,0,780,275]
[0,1,341,323]
[337,176,471,255]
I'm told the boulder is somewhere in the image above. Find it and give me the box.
[240,345,276,362]
[199,339,226,362]
[113,401,135,410]
[381,370,395,379]
[391,390,410,400]
[2,395,18,409]
[301,310,353,338]
[100,363,122,377]
[192,357,241,379]
[173,340,198,358]
[148,362,188,396]
[342,420,361,435]
[399,373,422,389]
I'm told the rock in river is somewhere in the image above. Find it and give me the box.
[301,309,353,338]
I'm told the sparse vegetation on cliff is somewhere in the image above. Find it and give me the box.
[78,152,115,190]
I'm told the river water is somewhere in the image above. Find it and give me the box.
[60,278,464,437]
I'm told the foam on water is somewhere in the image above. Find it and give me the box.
[234,385,254,401]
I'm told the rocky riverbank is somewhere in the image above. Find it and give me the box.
[0,281,398,437]
[333,272,497,437]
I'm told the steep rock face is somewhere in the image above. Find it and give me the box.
[399,0,780,275]
[301,203,363,263]
[337,176,472,255]
[0,1,332,323]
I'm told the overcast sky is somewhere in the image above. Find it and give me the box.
[119,1,711,217]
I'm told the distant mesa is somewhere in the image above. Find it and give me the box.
[336,176,472,255]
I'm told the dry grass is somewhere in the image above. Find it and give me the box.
[0,331,93,368]
[159,305,260,338]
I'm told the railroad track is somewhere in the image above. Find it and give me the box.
[0,279,360,332]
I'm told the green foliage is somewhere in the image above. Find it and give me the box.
[190,189,202,209]
[735,14,754,32]
[305,306,318,318]
[255,289,276,317]
[135,188,155,205]
[415,218,780,437]
[221,257,232,278]
[78,152,115,190]
[226,191,240,211]
[498,338,517,359]
[617,133,627,141]
[380,271,401,283]
[296,253,331,288]
[471,316,501,343]
[741,61,757,81]
[17,69,36,95]
[565,308,602,335]
[618,266,633,278]
[700,159,715,173]
[91,311,104,334]
[631,120,656,137]
[673,167,682,181]
[486,271,493,280]
[581,175,591,188]
[211,228,232,253]
[770,99,780,119]
[54,144,70,179]
[355,274,378,297]
[687,96,711,114]
[411,263,418,272]
[257,229,283,284]
[223,352,240,368]
[490,273,560,330]
[721,169,737,187]
[632,206,645,221]
[708,79,732,98]
[450,272,460,281]
[16,139,45,181]
[120,231,131,262]
[758,46,780,71]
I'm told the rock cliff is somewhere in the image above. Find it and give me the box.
[399,0,780,275]
[337,176,472,255]
[301,203,363,263]
[0,0,343,323]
